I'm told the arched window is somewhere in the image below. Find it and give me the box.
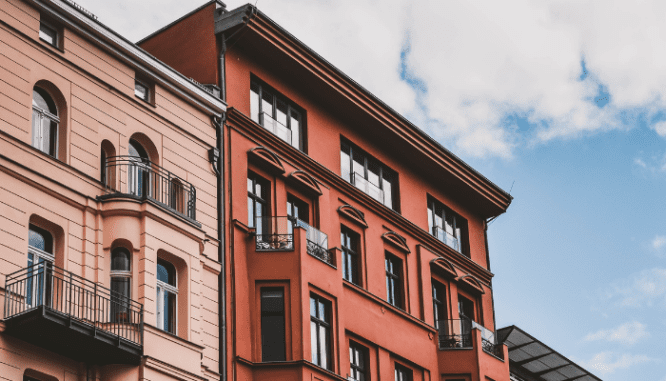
[32,87,59,157]
[111,247,131,322]
[156,259,177,334]
[101,140,116,186]
[128,139,149,197]
[27,225,54,307]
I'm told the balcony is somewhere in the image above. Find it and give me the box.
[102,156,196,221]
[438,317,503,359]
[3,263,143,364]
[253,217,332,264]
[351,172,384,205]
[432,226,461,253]
[260,112,294,147]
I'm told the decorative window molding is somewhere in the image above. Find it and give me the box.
[337,204,367,228]
[381,231,410,253]
[457,275,485,294]
[430,257,458,278]
[287,170,322,196]
[248,146,285,174]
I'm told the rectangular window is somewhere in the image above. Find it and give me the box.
[385,254,403,309]
[248,173,269,232]
[341,139,398,210]
[395,363,412,381]
[427,196,469,256]
[39,21,58,47]
[458,294,475,321]
[135,79,150,102]
[432,280,447,329]
[287,194,309,225]
[310,294,332,370]
[250,79,304,151]
[341,226,360,285]
[261,288,286,361]
[349,341,368,381]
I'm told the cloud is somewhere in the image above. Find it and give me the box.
[583,321,649,346]
[652,235,666,251]
[581,352,657,375]
[72,0,666,159]
[603,268,666,308]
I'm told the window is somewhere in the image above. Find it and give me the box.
[340,139,397,210]
[395,363,412,381]
[349,341,368,381]
[287,194,309,224]
[32,87,59,157]
[250,79,304,150]
[248,173,269,233]
[458,294,475,321]
[111,248,131,322]
[134,79,150,102]
[261,288,286,361]
[128,139,150,197]
[427,196,469,256]
[385,254,403,309]
[27,225,54,307]
[39,20,59,48]
[310,294,331,370]
[169,179,185,213]
[432,280,447,330]
[156,259,177,334]
[341,226,360,285]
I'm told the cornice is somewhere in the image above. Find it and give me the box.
[226,108,495,284]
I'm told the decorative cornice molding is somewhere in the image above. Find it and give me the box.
[337,204,367,228]
[287,170,322,196]
[382,231,410,254]
[248,146,285,174]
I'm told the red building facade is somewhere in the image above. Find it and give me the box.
[141,3,513,381]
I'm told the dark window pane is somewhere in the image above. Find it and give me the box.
[111,248,131,271]
[261,289,286,361]
[157,259,176,286]
[39,23,57,46]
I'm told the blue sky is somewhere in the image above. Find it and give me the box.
[75,0,666,379]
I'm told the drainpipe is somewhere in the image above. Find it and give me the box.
[217,30,227,381]
[219,34,227,102]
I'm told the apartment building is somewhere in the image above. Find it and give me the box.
[140,2,514,381]
[0,1,225,380]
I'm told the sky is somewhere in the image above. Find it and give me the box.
[71,0,666,379]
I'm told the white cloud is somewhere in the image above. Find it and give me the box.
[582,352,657,375]
[583,321,649,346]
[652,235,666,251]
[72,0,666,158]
[604,268,666,308]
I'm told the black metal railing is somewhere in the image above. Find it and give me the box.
[437,318,473,349]
[294,219,331,264]
[438,316,501,358]
[103,156,196,220]
[255,216,294,251]
[4,263,143,345]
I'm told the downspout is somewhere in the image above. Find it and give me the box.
[217,31,227,381]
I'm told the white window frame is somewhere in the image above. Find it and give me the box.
[156,276,178,334]
[32,98,59,157]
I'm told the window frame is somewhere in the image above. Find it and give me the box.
[385,253,404,309]
[38,18,60,49]
[340,138,398,211]
[394,363,412,381]
[427,195,469,256]
[341,226,360,285]
[250,77,306,151]
[349,341,368,381]
[110,247,132,322]
[32,87,59,158]
[248,172,270,231]
[134,78,152,104]
[310,293,332,370]
[432,279,448,330]
[156,259,178,334]
[27,224,55,308]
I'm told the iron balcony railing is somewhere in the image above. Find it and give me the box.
[255,216,294,251]
[351,172,385,205]
[4,262,143,346]
[104,156,196,220]
[438,316,502,359]
[432,226,461,253]
[294,219,331,264]
[260,112,293,146]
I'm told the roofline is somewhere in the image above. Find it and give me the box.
[32,0,226,116]
[497,325,603,381]
[217,4,513,213]
[136,0,225,46]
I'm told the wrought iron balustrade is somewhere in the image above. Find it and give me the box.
[351,172,385,205]
[432,226,460,253]
[103,156,196,220]
[4,262,144,346]
[255,216,294,251]
[294,219,331,264]
[260,112,293,146]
